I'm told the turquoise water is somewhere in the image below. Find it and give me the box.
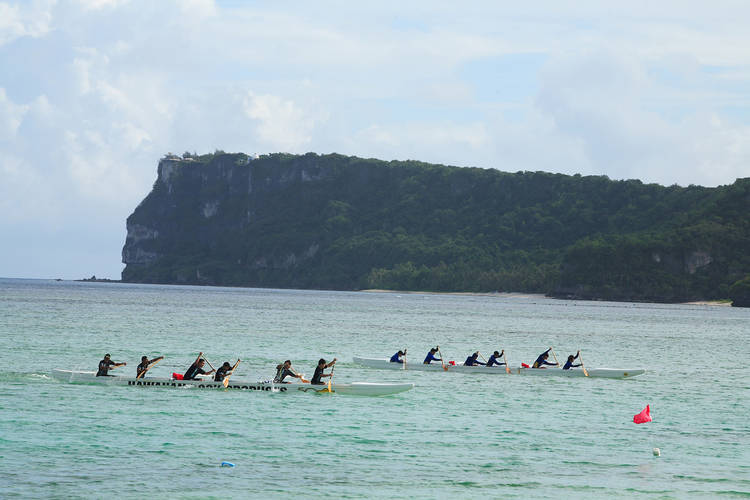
[1,278,748,498]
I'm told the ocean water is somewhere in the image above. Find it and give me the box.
[0,278,748,499]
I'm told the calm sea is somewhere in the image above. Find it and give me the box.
[0,278,748,498]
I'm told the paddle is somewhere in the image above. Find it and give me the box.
[136,356,163,380]
[291,368,310,383]
[550,347,560,367]
[403,348,407,370]
[578,351,589,377]
[203,357,217,377]
[502,350,510,374]
[478,351,488,364]
[437,346,448,371]
[325,363,336,393]
[222,359,241,388]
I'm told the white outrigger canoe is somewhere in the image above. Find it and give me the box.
[352,357,644,379]
[51,369,414,396]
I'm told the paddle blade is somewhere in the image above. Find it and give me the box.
[633,405,652,424]
[223,377,230,388]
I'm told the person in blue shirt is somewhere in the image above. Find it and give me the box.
[532,348,558,368]
[389,350,405,363]
[486,350,506,367]
[563,351,581,370]
[423,347,441,364]
[464,352,485,366]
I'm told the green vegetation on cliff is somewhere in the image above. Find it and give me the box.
[122,152,750,303]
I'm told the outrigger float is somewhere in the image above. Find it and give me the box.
[51,369,414,396]
[352,357,645,379]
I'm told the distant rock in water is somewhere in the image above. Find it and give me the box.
[121,151,750,303]
[78,275,118,283]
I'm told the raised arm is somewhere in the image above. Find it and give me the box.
[148,356,164,368]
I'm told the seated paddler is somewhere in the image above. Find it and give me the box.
[183,352,215,380]
[464,352,485,366]
[96,353,126,376]
[274,360,305,383]
[563,351,582,370]
[136,355,164,378]
[532,348,557,368]
[311,357,336,385]
[214,362,233,382]
[423,347,441,364]
[389,350,405,363]
[486,350,506,367]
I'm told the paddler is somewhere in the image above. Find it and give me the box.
[96,353,126,376]
[532,348,558,368]
[423,347,441,364]
[486,350,506,367]
[274,360,305,383]
[136,355,164,378]
[183,352,215,380]
[464,352,485,366]
[214,360,240,382]
[311,357,336,385]
[563,351,582,370]
[389,350,405,363]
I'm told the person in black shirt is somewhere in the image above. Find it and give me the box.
[486,350,506,367]
[214,362,232,382]
[136,355,164,378]
[96,353,126,376]
[183,352,215,380]
[311,357,336,385]
[532,348,558,368]
[464,352,485,366]
[274,360,304,383]
[563,351,582,370]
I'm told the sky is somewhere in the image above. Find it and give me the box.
[1,0,749,279]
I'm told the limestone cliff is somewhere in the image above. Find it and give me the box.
[122,151,750,302]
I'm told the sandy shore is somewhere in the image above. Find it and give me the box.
[362,289,732,306]
[681,300,732,306]
[360,289,547,299]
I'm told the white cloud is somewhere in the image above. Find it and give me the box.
[242,92,321,152]
[0,1,54,46]
[0,87,28,139]
[2,1,750,278]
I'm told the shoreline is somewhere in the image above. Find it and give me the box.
[361,289,732,306]
[17,278,734,306]
[361,289,547,299]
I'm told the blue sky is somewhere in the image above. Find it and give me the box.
[1,1,749,279]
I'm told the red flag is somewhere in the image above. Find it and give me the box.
[633,405,652,424]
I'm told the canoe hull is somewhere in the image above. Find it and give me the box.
[352,358,644,379]
[51,370,414,396]
[353,357,511,373]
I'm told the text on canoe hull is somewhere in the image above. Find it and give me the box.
[126,380,288,391]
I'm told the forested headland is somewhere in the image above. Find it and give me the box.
[122,152,750,305]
